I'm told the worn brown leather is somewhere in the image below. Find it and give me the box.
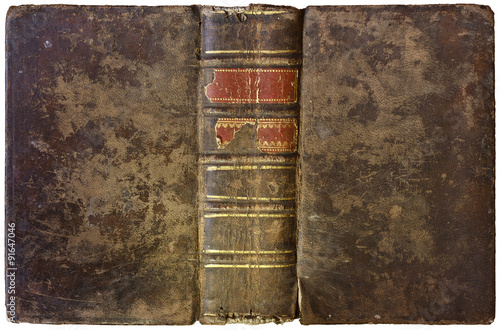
[198,5,301,324]
[6,5,200,324]
[5,4,495,325]
[299,5,495,324]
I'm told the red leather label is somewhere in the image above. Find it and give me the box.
[205,68,298,104]
[257,118,297,153]
[215,118,297,153]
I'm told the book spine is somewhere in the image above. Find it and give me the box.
[197,5,302,324]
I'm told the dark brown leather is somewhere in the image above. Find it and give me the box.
[6,5,200,324]
[5,4,495,325]
[299,5,495,324]
[198,5,301,324]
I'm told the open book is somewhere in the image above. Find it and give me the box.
[5,4,494,324]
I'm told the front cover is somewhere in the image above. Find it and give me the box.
[6,5,200,324]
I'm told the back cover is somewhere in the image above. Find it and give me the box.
[299,5,495,324]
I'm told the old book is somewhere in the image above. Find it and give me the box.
[5,4,494,325]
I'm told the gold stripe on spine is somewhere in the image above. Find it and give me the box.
[203,213,294,218]
[214,68,297,73]
[199,154,297,164]
[200,58,302,67]
[206,165,295,171]
[205,50,297,54]
[210,10,289,15]
[204,249,294,254]
[206,195,295,201]
[209,98,293,102]
[204,264,295,269]
[258,118,297,122]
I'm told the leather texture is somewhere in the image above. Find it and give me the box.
[299,5,494,324]
[6,5,200,324]
[5,4,495,325]
[198,5,301,324]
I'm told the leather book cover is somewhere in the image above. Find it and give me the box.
[6,5,200,324]
[5,3,495,325]
[298,4,495,324]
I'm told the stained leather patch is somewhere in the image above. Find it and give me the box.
[215,118,256,148]
[205,68,298,104]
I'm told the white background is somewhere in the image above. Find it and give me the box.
[1,0,498,329]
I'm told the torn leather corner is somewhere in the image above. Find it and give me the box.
[215,118,256,149]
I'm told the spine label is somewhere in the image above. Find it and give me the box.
[205,68,298,104]
[257,118,297,153]
[215,118,298,153]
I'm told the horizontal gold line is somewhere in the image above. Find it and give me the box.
[204,264,295,269]
[204,213,295,218]
[213,68,297,72]
[204,249,294,254]
[205,49,297,54]
[206,165,295,171]
[209,98,294,101]
[211,10,289,15]
[204,313,291,318]
[206,195,295,201]
[217,118,256,122]
[259,118,297,122]
[199,159,297,165]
